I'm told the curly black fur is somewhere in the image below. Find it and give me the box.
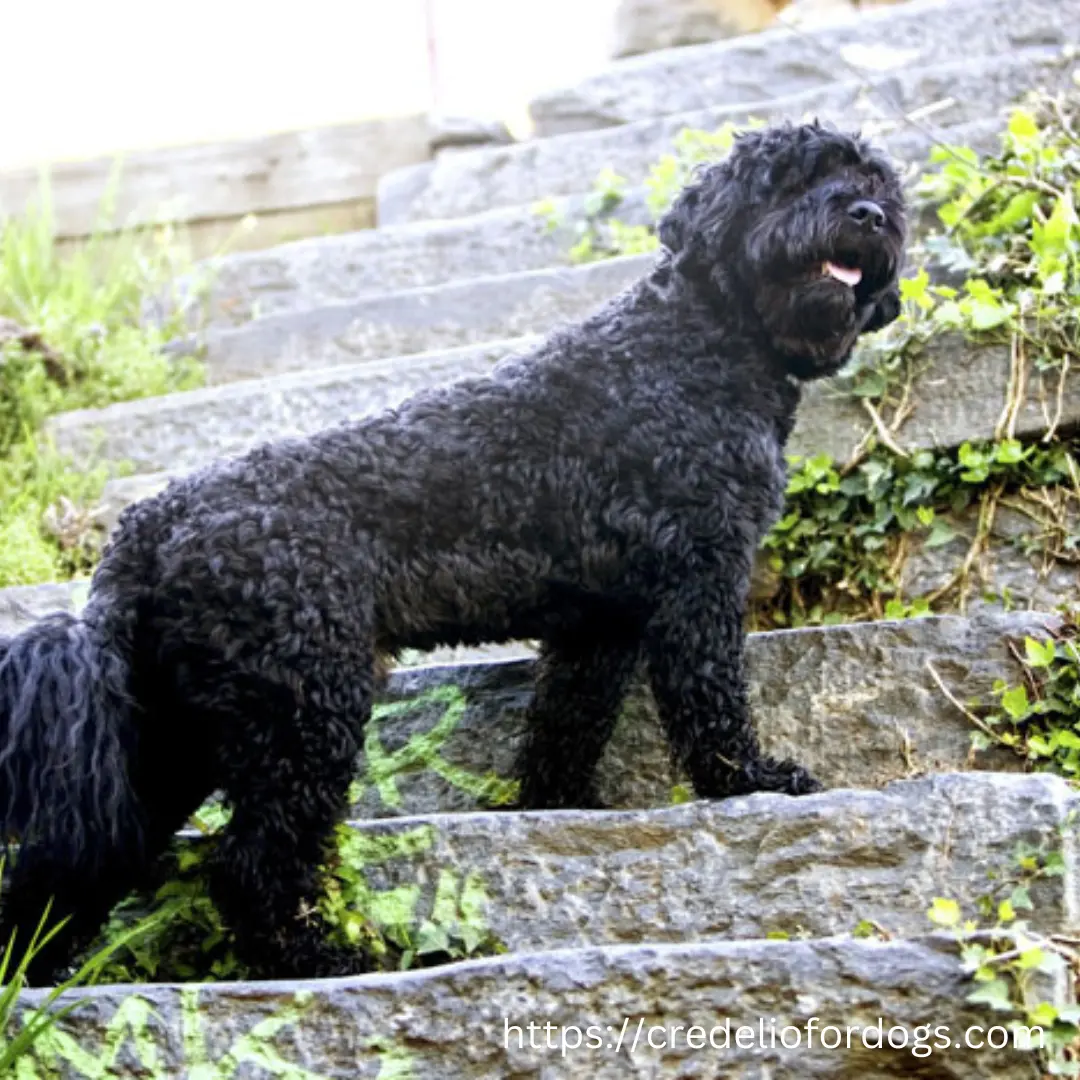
[0,121,906,985]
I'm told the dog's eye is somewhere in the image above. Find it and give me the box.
[815,149,863,183]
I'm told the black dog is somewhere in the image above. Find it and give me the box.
[0,121,906,985]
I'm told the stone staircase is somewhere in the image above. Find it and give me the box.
[9,0,1080,1074]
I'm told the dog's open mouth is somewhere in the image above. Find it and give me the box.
[822,260,863,288]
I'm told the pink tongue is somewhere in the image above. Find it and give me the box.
[824,261,863,287]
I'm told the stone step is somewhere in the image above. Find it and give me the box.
[0,599,1051,803]
[528,0,1079,136]
[0,580,91,638]
[48,337,532,474]
[178,156,972,381]
[46,323,1080,481]
[184,157,968,381]
[17,934,1068,1077]
[346,773,1077,956]
[193,112,974,332]
[352,611,1047,816]
[377,49,1068,225]
[182,256,644,384]
[190,195,604,329]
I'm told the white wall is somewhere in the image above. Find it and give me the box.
[0,0,619,169]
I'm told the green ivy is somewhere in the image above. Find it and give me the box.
[535,124,744,265]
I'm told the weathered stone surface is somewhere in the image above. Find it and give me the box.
[184,256,643,383]
[611,0,789,60]
[47,323,1080,484]
[352,773,1079,954]
[47,338,535,474]
[94,472,177,534]
[189,191,632,328]
[797,331,1080,462]
[428,113,515,155]
[350,613,1045,818]
[378,52,1064,224]
[194,152,952,330]
[531,0,1080,136]
[0,580,90,637]
[18,935,1067,1077]
[903,501,1080,611]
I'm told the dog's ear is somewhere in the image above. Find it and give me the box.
[658,163,735,280]
[861,285,901,334]
[658,187,699,260]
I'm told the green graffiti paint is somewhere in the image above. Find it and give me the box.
[355,684,517,810]
[11,986,429,1079]
[15,993,161,1079]
[335,825,436,869]
[181,984,334,1079]
[366,1037,417,1080]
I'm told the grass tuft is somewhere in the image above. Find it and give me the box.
[0,179,205,587]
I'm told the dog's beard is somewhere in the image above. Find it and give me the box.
[745,203,903,379]
[755,277,868,379]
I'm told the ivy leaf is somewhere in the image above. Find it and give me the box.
[899,268,932,310]
[1000,685,1030,720]
[963,279,1012,331]
[1007,109,1040,143]
[415,921,451,956]
[925,520,958,549]
[459,924,485,955]
[928,897,961,927]
[993,439,1027,465]
[851,369,888,398]
[1016,946,1047,971]
[1025,637,1057,668]
[1027,1001,1059,1028]
[1042,851,1067,877]
[1055,729,1080,751]
[990,189,1038,232]
[967,978,1016,1012]
[1031,192,1078,283]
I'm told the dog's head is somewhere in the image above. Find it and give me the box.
[658,121,907,379]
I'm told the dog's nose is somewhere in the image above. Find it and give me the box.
[848,199,886,232]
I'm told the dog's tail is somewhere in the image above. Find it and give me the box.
[0,608,142,865]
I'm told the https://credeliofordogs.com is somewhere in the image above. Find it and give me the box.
[502,1016,1045,1059]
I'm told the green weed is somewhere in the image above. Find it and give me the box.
[0,180,205,587]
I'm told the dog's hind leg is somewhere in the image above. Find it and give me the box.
[2,837,153,986]
[205,640,375,980]
[645,561,821,800]
[515,622,643,810]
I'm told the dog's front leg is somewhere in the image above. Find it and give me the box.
[645,561,821,800]
[515,623,644,811]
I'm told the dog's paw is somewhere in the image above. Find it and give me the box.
[753,756,823,796]
[511,779,610,812]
